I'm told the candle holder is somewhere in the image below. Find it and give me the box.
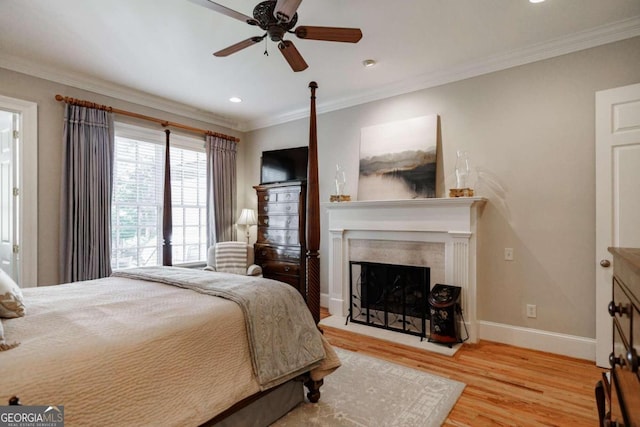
[330,164,351,202]
[449,150,474,197]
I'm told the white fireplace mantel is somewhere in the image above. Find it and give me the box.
[323,197,486,343]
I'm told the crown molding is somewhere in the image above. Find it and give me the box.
[0,53,241,131]
[2,16,638,133]
[244,16,640,131]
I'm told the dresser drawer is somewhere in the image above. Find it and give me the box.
[260,202,298,215]
[276,190,299,202]
[613,319,630,367]
[258,215,298,229]
[614,276,640,364]
[256,189,301,203]
[613,277,634,347]
[257,191,271,203]
[258,228,299,245]
[261,260,300,276]
[255,244,301,263]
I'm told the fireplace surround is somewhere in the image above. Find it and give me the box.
[324,197,485,343]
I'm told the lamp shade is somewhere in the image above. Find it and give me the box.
[237,208,257,226]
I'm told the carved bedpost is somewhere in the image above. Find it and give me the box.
[304,376,323,403]
[162,129,173,266]
[306,82,321,324]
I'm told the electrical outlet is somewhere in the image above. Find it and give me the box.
[526,304,537,318]
[504,248,514,261]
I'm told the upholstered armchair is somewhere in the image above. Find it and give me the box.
[204,241,262,277]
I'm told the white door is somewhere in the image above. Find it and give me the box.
[0,110,17,281]
[595,82,640,368]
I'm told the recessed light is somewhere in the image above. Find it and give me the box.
[362,59,377,68]
[529,0,545,3]
[229,97,242,103]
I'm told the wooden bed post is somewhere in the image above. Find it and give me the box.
[163,129,173,266]
[306,82,321,324]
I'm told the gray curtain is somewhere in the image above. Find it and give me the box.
[205,135,237,245]
[59,104,114,283]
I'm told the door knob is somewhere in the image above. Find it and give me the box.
[608,301,630,317]
[609,352,623,368]
[600,259,611,268]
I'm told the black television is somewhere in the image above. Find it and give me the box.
[260,146,309,184]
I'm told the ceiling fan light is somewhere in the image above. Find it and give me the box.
[274,0,302,22]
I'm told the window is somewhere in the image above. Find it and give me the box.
[111,124,207,269]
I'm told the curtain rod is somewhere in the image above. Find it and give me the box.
[54,94,240,143]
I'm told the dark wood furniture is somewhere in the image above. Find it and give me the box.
[252,82,321,324]
[596,247,640,427]
[305,82,321,324]
[254,181,307,297]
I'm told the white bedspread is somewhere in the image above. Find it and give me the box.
[0,275,340,426]
[112,267,327,390]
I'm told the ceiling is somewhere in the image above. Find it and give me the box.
[1,0,639,131]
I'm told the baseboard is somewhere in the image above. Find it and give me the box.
[321,292,329,309]
[319,298,595,361]
[478,321,595,362]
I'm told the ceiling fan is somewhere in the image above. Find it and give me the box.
[189,0,363,72]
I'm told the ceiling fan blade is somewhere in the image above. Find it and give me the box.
[274,0,302,22]
[214,36,264,57]
[278,40,308,72]
[188,0,257,25]
[295,26,362,43]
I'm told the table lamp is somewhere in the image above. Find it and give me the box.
[237,208,257,243]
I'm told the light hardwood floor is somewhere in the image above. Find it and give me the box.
[320,309,604,426]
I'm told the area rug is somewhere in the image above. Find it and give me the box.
[272,347,465,427]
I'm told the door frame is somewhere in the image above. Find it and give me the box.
[0,95,37,287]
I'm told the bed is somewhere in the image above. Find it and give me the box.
[0,268,339,425]
[0,82,331,426]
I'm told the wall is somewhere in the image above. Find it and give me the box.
[1,36,638,343]
[0,68,245,285]
[244,36,640,340]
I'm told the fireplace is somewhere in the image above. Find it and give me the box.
[323,197,485,343]
[349,261,429,339]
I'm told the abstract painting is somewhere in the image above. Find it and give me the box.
[358,115,438,200]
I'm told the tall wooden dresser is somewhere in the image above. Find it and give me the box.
[596,247,640,426]
[254,181,307,299]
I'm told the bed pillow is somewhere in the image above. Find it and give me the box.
[0,269,25,318]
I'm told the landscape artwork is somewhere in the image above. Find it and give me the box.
[358,115,438,200]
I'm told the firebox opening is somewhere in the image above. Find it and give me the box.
[348,261,430,340]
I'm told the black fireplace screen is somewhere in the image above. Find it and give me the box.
[348,261,429,339]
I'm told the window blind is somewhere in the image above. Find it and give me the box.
[111,127,207,269]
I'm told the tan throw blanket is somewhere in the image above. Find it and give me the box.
[112,266,326,390]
